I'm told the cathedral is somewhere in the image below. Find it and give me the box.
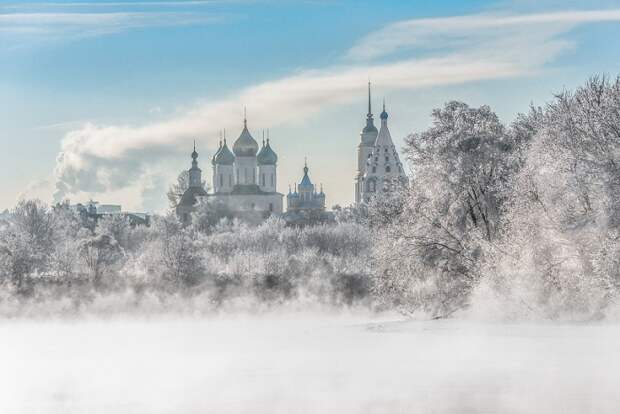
[177,116,284,224]
[355,83,408,204]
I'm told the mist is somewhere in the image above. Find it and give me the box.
[1,314,619,413]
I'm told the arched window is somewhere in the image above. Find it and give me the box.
[372,166,376,173]
[261,173,265,187]
[385,156,389,163]
[385,166,391,173]
[270,174,274,186]
[219,174,223,187]
[369,181,375,192]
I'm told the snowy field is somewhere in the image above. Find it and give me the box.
[1,314,619,414]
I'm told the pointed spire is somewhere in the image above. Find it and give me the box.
[262,130,265,147]
[367,80,372,117]
[223,128,226,145]
[243,106,247,128]
[193,139,196,152]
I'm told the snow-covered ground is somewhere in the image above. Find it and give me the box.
[1,313,619,413]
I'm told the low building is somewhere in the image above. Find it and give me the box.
[73,201,150,226]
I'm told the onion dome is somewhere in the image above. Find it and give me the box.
[211,141,222,165]
[214,139,235,165]
[380,99,388,120]
[257,138,278,165]
[233,118,259,157]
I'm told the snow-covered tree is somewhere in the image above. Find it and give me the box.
[372,102,519,317]
[479,76,620,319]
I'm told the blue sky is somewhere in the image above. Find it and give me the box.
[1,0,620,212]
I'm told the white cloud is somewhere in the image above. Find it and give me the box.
[0,11,224,40]
[46,9,620,209]
[347,10,620,62]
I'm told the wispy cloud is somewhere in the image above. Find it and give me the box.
[0,11,224,39]
[347,9,620,62]
[46,9,620,208]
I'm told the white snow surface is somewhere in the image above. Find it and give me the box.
[1,313,619,413]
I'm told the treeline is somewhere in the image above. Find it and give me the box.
[1,75,620,320]
[0,200,373,315]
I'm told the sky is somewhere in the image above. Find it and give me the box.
[1,0,620,212]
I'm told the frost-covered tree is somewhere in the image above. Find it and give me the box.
[167,170,207,209]
[79,233,123,286]
[373,102,519,317]
[153,214,204,286]
[479,76,620,319]
[190,198,233,234]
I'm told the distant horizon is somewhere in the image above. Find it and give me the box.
[2,0,620,212]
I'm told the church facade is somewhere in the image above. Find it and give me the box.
[177,117,283,224]
[210,117,283,215]
[355,83,408,204]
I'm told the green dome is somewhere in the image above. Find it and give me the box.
[257,140,278,165]
[213,141,235,165]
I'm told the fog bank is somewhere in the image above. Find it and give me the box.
[1,315,618,413]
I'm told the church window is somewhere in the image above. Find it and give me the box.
[386,166,391,173]
[369,181,375,192]
[270,174,274,186]
[372,166,376,173]
[244,168,248,183]
[269,203,273,212]
[385,156,389,162]
[261,173,265,187]
[219,174,223,187]
[229,175,233,186]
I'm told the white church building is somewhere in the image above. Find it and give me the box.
[177,116,283,223]
[355,83,408,204]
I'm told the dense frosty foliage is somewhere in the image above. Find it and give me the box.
[0,201,372,316]
[373,76,620,320]
[1,76,620,321]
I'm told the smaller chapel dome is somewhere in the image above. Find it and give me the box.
[257,139,278,165]
[380,100,388,120]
